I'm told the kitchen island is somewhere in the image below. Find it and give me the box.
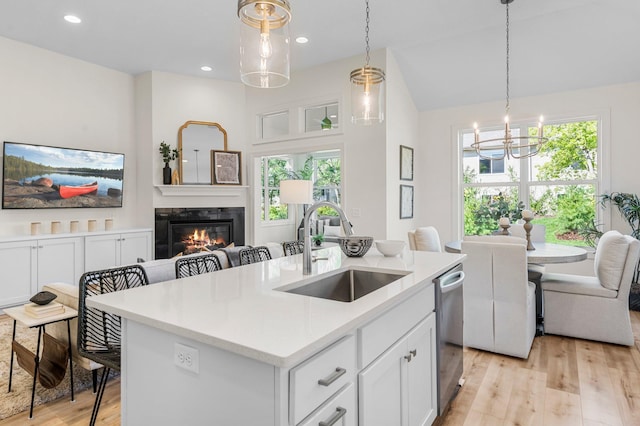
[88,246,464,426]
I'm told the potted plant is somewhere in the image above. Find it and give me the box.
[312,233,325,247]
[159,141,179,184]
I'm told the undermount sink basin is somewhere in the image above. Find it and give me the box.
[279,267,410,302]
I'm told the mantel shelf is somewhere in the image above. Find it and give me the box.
[155,185,249,197]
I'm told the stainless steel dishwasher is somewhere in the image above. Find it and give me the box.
[434,263,464,416]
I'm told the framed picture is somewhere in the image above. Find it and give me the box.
[211,150,242,185]
[400,184,414,219]
[400,145,413,181]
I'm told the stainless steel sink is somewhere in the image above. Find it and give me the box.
[280,268,410,302]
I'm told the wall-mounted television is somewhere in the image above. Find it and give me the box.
[2,141,125,209]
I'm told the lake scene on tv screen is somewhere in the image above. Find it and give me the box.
[2,142,125,209]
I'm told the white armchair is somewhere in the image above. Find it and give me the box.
[462,236,536,359]
[542,230,640,346]
[408,226,442,252]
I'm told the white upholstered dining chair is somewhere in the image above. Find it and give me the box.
[542,230,640,346]
[407,226,442,252]
[462,235,536,359]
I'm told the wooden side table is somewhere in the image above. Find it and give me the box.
[4,304,77,419]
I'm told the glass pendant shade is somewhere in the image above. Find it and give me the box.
[238,0,291,88]
[350,66,385,125]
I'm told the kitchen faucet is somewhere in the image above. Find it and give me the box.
[303,201,354,275]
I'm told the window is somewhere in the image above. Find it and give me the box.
[461,119,599,246]
[259,150,342,223]
[304,103,339,133]
[260,111,289,139]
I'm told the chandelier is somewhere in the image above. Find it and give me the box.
[471,0,547,160]
[237,0,291,88]
[350,0,385,125]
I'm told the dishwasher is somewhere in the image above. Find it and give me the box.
[433,263,464,416]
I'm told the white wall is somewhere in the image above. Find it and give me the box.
[246,49,419,245]
[0,36,136,236]
[132,71,250,246]
[385,50,420,241]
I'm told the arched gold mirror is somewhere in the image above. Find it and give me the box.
[178,121,228,184]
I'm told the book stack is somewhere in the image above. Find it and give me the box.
[24,301,65,319]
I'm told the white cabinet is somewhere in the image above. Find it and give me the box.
[359,315,437,426]
[0,237,84,308]
[84,230,151,271]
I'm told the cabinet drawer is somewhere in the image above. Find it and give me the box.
[299,383,356,426]
[290,335,356,425]
[358,284,434,368]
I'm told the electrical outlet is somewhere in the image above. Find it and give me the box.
[174,343,199,373]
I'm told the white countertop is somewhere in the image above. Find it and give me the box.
[87,247,465,368]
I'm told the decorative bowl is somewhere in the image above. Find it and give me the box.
[30,290,57,305]
[338,236,374,257]
[375,240,406,257]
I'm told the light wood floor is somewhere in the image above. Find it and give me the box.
[3,313,640,425]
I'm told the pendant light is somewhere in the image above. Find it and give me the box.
[321,106,332,130]
[350,0,385,125]
[471,0,547,160]
[238,0,291,88]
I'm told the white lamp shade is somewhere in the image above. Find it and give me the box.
[279,180,313,204]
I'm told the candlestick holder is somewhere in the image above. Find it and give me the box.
[522,217,536,250]
[499,224,511,235]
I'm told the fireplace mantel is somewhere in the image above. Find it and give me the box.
[155,185,249,197]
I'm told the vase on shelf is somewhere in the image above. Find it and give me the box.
[163,163,172,185]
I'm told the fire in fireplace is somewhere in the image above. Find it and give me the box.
[171,222,232,255]
[155,207,245,259]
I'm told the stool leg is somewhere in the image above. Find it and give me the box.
[8,320,16,392]
[90,367,110,426]
[67,319,75,401]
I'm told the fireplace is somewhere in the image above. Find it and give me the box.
[155,208,245,259]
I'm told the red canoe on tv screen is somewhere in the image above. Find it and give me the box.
[59,181,98,199]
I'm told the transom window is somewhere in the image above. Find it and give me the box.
[461,119,599,246]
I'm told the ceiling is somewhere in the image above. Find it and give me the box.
[0,0,638,111]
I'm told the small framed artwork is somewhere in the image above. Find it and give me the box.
[400,145,413,181]
[400,184,414,219]
[211,150,242,185]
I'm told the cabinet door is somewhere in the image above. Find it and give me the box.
[85,234,119,271]
[0,240,36,307]
[406,315,437,426]
[37,237,84,291]
[119,231,151,265]
[358,338,408,426]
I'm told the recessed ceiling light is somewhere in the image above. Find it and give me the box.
[64,15,82,24]
[295,36,309,44]
[200,66,213,72]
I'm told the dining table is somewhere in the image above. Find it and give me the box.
[445,239,588,335]
[444,240,588,264]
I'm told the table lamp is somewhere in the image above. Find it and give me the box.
[279,180,314,240]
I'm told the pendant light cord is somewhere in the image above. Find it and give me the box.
[365,0,370,66]
[505,1,510,117]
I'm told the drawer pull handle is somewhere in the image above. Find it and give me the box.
[319,406,347,426]
[404,354,413,362]
[318,367,346,387]
[410,349,417,358]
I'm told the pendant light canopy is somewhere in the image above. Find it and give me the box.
[350,0,385,125]
[238,0,291,88]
